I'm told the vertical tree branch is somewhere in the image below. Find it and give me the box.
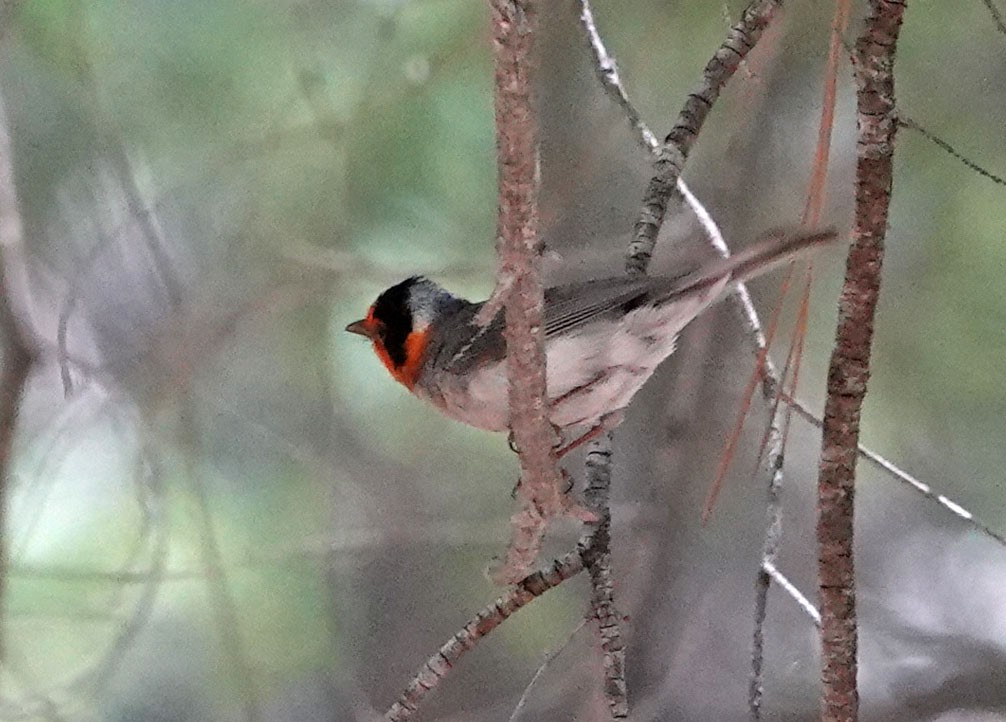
[817,2,905,721]
[0,89,34,661]
[491,0,589,585]
[751,2,849,717]
[587,1,786,714]
[580,436,628,718]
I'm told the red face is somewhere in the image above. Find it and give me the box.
[346,304,429,390]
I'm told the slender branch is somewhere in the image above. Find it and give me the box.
[382,457,641,722]
[384,552,586,722]
[761,561,821,626]
[70,433,169,705]
[490,0,589,586]
[381,448,632,721]
[583,0,793,714]
[508,618,589,722]
[899,114,1006,187]
[786,394,1006,549]
[751,1,849,716]
[578,2,775,367]
[817,3,905,721]
[581,436,627,718]
[629,0,784,275]
[580,5,796,717]
[980,0,1006,37]
[71,3,183,308]
[578,0,659,153]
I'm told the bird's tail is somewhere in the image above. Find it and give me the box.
[667,227,842,299]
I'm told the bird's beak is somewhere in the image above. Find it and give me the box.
[345,319,371,337]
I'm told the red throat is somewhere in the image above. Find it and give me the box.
[373,328,429,390]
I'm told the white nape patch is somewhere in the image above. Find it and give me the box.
[423,276,728,432]
[406,278,452,332]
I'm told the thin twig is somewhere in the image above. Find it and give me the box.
[751,1,849,716]
[382,443,626,720]
[817,3,906,721]
[57,235,110,396]
[578,1,770,355]
[899,115,1006,187]
[72,3,183,308]
[585,1,793,714]
[785,395,1006,548]
[761,561,821,626]
[578,0,659,153]
[76,432,170,700]
[580,6,808,718]
[574,6,660,712]
[508,618,589,722]
[980,0,1006,36]
[380,450,623,720]
[384,552,587,721]
[1,647,68,721]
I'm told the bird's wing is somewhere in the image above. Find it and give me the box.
[431,274,694,376]
[543,273,692,337]
[425,301,505,376]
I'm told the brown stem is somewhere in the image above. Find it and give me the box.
[490,0,585,585]
[817,2,906,721]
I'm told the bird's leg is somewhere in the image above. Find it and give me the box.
[555,410,625,458]
[555,424,604,458]
[507,410,615,500]
[548,374,609,459]
[509,423,576,497]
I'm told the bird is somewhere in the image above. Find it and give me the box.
[346,228,839,454]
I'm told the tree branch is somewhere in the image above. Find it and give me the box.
[489,0,592,586]
[578,0,659,154]
[817,2,906,720]
[580,437,627,718]
[384,552,586,721]
[629,0,784,276]
[582,3,789,715]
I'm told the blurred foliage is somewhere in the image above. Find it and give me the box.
[1,1,1005,721]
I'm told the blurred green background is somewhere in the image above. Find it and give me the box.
[1,1,1005,720]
